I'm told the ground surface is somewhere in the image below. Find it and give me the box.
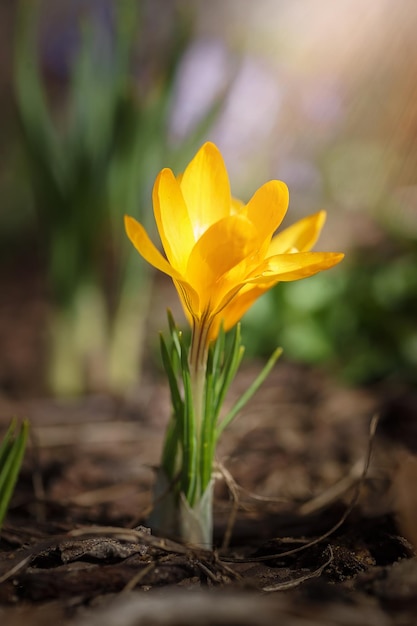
[1,360,417,626]
[1,260,417,625]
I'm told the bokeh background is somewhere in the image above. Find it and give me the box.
[1,0,417,397]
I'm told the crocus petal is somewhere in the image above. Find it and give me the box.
[267,211,326,255]
[212,250,344,332]
[153,169,195,273]
[231,197,244,213]
[173,278,201,324]
[185,215,257,295]
[124,215,183,280]
[246,251,345,284]
[180,142,231,239]
[124,216,201,319]
[244,180,289,244]
[210,284,268,339]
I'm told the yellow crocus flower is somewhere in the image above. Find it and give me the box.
[125,142,344,362]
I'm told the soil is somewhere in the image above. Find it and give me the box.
[1,259,417,625]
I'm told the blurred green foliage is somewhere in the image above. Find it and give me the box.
[242,241,417,386]
[9,0,416,393]
[15,1,163,306]
[13,1,220,395]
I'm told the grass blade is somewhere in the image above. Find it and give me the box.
[216,347,283,438]
[0,420,29,527]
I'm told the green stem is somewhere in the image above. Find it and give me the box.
[188,320,209,506]
[200,369,215,494]
[181,359,197,503]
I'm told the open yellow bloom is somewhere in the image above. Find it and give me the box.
[125,142,344,350]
